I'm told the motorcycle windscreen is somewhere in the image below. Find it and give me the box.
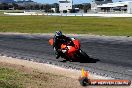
[49,39,53,45]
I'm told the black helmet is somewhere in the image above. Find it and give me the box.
[55,31,62,37]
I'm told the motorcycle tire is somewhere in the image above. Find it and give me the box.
[79,49,90,61]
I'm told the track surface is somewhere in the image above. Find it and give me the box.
[0,34,132,79]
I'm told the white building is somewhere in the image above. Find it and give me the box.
[58,0,73,13]
[95,0,112,5]
[91,0,112,12]
[127,2,132,13]
[97,1,132,13]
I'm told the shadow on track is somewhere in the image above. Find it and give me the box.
[79,57,100,63]
[60,57,100,63]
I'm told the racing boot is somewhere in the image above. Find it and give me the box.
[56,54,60,59]
[55,51,60,59]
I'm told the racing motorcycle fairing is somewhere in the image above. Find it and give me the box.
[49,37,89,61]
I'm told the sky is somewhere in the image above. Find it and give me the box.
[32,0,131,4]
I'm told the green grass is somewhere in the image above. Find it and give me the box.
[0,11,4,16]
[0,15,132,36]
[0,67,22,88]
[0,66,64,88]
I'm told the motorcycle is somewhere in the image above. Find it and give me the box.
[49,37,89,62]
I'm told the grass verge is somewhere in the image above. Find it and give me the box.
[0,15,132,36]
[0,64,68,88]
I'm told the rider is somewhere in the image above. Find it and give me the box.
[53,31,73,59]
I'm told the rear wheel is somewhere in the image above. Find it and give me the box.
[79,49,89,61]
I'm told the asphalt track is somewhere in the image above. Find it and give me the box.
[0,34,132,80]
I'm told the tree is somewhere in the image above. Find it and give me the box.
[83,3,91,13]
[0,3,9,10]
[44,4,51,12]
[34,4,40,10]
[12,3,18,10]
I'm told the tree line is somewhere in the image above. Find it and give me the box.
[0,3,91,13]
